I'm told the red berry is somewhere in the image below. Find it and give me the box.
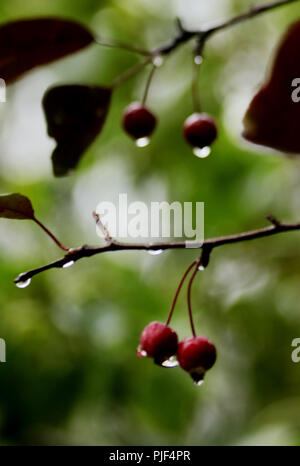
[183,113,217,149]
[122,102,157,141]
[137,321,178,366]
[177,337,217,384]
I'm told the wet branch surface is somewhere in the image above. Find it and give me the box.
[14,216,300,284]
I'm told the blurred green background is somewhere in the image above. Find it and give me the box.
[0,0,300,446]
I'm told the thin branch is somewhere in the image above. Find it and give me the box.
[166,260,197,326]
[203,0,299,37]
[33,217,70,251]
[14,217,300,284]
[95,36,150,56]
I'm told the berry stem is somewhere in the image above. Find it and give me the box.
[142,64,156,105]
[95,36,150,56]
[166,260,197,326]
[187,259,202,337]
[192,38,205,113]
[33,217,70,251]
[192,59,202,113]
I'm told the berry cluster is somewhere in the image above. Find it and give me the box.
[122,102,217,156]
[137,322,216,385]
[136,260,217,385]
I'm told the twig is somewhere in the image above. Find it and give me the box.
[95,36,150,56]
[33,217,70,251]
[154,0,299,55]
[14,217,300,284]
[142,64,156,105]
[92,211,112,243]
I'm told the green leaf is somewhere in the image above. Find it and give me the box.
[0,193,34,220]
[0,17,94,84]
[43,85,112,177]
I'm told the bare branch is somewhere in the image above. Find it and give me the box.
[155,0,299,55]
[92,211,112,243]
[14,217,300,284]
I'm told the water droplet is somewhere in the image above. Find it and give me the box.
[137,345,147,358]
[148,249,163,256]
[198,265,205,271]
[153,55,164,67]
[63,260,75,269]
[161,356,179,368]
[193,146,211,158]
[190,369,205,386]
[16,278,31,289]
[136,137,150,148]
[194,379,204,387]
[194,55,203,65]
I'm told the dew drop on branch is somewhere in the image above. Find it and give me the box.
[153,55,164,67]
[62,260,75,269]
[194,55,203,65]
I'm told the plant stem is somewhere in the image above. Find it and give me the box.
[166,260,197,326]
[187,260,201,337]
[155,0,300,56]
[112,56,152,88]
[14,215,300,284]
[142,64,156,105]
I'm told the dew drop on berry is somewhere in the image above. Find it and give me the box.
[148,249,163,256]
[16,278,31,289]
[193,146,211,158]
[161,356,179,368]
[63,260,75,269]
[135,137,150,148]
[137,345,147,358]
[194,379,204,387]
[198,265,205,271]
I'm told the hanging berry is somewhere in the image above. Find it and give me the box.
[183,113,217,158]
[137,321,178,366]
[177,336,217,385]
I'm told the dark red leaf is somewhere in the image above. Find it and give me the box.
[43,85,112,176]
[243,19,300,154]
[0,17,94,83]
[0,193,34,220]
